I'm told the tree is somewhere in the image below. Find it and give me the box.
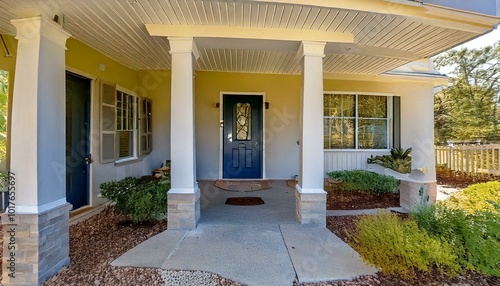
[434,42,500,144]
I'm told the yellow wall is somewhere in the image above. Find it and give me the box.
[195,71,302,179]
[65,38,139,90]
[137,70,171,169]
[189,72,435,179]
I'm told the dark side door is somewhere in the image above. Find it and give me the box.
[66,72,91,209]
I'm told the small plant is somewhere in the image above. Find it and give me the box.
[412,204,500,277]
[100,177,168,224]
[349,213,459,277]
[327,170,399,194]
[367,147,412,174]
[445,181,500,214]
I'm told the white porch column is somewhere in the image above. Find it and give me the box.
[167,37,200,229]
[400,83,437,210]
[295,41,327,226]
[0,16,72,285]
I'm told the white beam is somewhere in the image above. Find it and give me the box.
[146,24,354,43]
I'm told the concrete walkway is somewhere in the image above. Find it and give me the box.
[112,180,377,285]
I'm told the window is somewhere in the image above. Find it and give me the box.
[235,102,252,140]
[116,91,136,159]
[100,81,152,164]
[324,93,395,150]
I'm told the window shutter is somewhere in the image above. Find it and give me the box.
[393,96,401,149]
[140,97,153,155]
[100,81,116,163]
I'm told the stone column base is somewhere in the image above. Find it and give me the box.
[1,203,72,285]
[400,181,437,211]
[167,188,200,229]
[295,186,326,227]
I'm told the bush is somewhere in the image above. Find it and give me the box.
[327,170,399,194]
[412,204,500,277]
[445,181,500,214]
[367,147,412,174]
[349,213,459,277]
[100,177,169,224]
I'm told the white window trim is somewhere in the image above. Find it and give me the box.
[115,85,139,164]
[323,91,395,151]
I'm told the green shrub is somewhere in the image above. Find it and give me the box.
[412,204,500,277]
[327,170,399,194]
[100,176,169,224]
[367,147,412,174]
[349,213,459,277]
[445,181,500,214]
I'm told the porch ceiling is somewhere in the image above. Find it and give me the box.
[0,0,496,75]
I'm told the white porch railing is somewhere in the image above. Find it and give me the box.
[435,144,500,175]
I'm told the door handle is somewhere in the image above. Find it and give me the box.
[84,154,93,164]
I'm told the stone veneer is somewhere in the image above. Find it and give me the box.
[167,189,200,229]
[400,181,437,210]
[1,203,71,285]
[295,189,326,227]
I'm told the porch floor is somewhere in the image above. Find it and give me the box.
[112,180,376,285]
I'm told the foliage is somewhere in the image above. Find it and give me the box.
[349,213,459,277]
[0,70,8,162]
[99,176,169,223]
[367,147,412,174]
[445,181,500,214]
[434,42,500,143]
[412,204,500,277]
[327,170,399,194]
[0,171,7,189]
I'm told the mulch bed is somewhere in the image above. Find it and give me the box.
[437,168,500,189]
[43,207,168,286]
[326,184,400,210]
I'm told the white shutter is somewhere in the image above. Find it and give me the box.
[140,97,153,155]
[100,81,117,163]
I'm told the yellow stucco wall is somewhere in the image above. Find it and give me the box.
[188,72,435,179]
[65,38,139,90]
[1,34,154,206]
[137,70,171,169]
[195,71,302,179]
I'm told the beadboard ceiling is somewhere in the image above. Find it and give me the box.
[0,0,490,75]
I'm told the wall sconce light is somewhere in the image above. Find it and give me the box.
[265,102,270,109]
[215,102,220,108]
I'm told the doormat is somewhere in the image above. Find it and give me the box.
[215,180,272,192]
[286,180,298,189]
[225,197,265,206]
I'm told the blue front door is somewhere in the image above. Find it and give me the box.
[223,95,263,179]
[65,72,90,209]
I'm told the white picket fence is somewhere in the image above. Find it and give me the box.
[435,144,500,175]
